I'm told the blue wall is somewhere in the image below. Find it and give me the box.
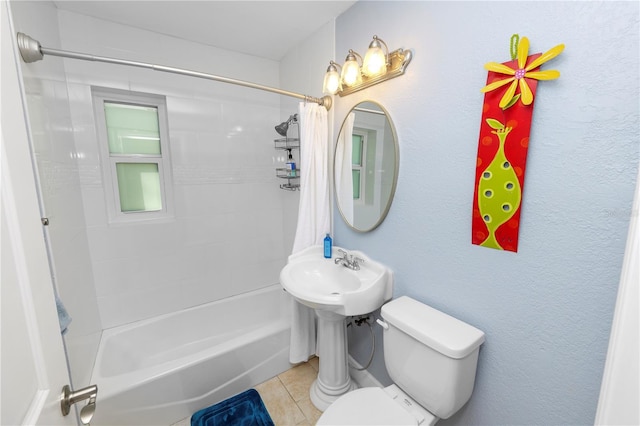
[334,2,639,424]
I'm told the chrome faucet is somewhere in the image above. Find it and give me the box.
[334,249,364,271]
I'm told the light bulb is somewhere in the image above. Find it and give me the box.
[341,61,360,86]
[363,46,387,77]
[323,62,341,94]
[323,70,340,94]
[362,36,388,77]
[340,50,362,87]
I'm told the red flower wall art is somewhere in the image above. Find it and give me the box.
[472,36,564,252]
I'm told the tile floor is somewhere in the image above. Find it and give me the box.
[255,356,323,425]
[172,357,323,425]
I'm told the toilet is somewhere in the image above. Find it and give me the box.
[317,296,485,425]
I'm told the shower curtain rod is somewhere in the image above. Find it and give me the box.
[16,33,332,110]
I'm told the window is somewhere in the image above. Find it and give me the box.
[92,88,173,223]
[352,131,366,202]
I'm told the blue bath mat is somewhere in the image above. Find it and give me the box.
[191,389,274,426]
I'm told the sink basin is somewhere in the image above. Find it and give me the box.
[280,245,393,316]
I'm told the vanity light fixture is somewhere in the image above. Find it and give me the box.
[323,35,413,97]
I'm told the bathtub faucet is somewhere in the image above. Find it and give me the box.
[334,249,364,271]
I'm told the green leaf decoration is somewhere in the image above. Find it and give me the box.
[486,118,505,130]
[502,94,521,110]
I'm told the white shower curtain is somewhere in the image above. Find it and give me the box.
[289,101,331,363]
[334,112,354,224]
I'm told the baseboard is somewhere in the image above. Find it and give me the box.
[348,355,383,388]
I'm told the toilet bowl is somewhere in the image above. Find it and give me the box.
[317,385,437,426]
[316,296,485,425]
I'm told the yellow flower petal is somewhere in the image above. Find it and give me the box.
[525,44,565,71]
[484,62,516,75]
[519,79,533,105]
[481,77,515,93]
[517,37,530,70]
[524,70,561,80]
[499,80,519,109]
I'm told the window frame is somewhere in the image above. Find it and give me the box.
[352,129,367,204]
[92,87,174,224]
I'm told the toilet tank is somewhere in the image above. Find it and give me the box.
[380,296,485,419]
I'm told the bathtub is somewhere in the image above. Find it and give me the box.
[90,285,292,426]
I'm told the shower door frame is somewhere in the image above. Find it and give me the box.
[1,3,75,424]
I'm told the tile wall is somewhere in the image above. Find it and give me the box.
[10,0,335,390]
[58,10,294,328]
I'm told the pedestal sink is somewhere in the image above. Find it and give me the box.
[280,245,393,410]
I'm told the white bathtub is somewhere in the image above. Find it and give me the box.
[90,285,292,425]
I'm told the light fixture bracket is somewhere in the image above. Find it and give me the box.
[337,48,413,96]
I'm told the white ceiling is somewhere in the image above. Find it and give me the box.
[53,1,357,61]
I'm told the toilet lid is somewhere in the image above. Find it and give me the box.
[317,387,419,426]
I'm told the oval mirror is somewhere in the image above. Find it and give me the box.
[334,101,399,232]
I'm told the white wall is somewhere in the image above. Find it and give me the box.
[279,19,335,121]
[279,19,336,243]
[333,1,639,425]
[9,0,103,390]
[56,10,293,328]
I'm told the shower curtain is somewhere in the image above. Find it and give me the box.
[334,113,354,224]
[289,101,330,363]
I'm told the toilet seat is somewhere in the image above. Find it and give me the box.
[317,386,435,426]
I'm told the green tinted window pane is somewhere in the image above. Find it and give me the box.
[352,134,363,166]
[352,170,361,200]
[116,163,162,212]
[105,103,161,155]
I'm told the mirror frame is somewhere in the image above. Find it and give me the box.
[334,100,399,232]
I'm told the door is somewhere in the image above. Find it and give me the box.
[594,167,640,425]
[1,3,76,425]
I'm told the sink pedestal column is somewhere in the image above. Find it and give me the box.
[310,309,357,411]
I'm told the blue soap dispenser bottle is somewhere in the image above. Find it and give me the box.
[323,234,332,259]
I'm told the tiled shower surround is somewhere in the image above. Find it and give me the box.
[59,10,298,329]
[11,0,332,394]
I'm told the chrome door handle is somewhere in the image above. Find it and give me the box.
[61,384,98,425]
